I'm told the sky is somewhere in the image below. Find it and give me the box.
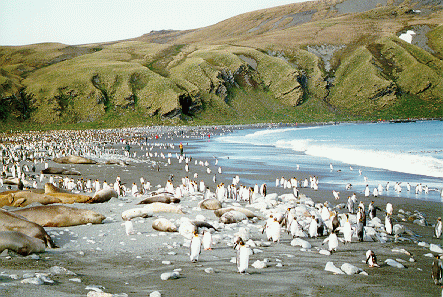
[0,0,307,46]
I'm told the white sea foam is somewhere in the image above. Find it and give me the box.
[274,138,443,178]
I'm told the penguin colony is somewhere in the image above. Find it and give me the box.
[0,125,442,294]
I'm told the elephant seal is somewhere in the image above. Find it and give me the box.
[12,205,106,227]
[2,177,21,186]
[152,218,177,232]
[143,202,184,214]
[91,188,118,203]
[0,231,46,256]
[3,178,33,189]
[178,218,197,239]
[198,198,222,210]
[53,155,96,164]
[0,191,61,207]
[44,183,92,203]
[192,220,217,232]
[41,167,81,175]
[220,210,248,224]
[214,207,259,219]
[178,219,217,239]
[44,183,70,194]
[0,209,56,248]
[45,192,91,204]
[138,195,180,205]
[121,208,154,221]
[104,159,128,166]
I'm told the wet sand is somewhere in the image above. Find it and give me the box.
[0,125,442,297]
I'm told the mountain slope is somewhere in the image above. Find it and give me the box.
[0,0,442,130]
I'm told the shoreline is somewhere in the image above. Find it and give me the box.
[0,125,442,297]
[1,117,442,134]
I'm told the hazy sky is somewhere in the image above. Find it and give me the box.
[0,0,306,46]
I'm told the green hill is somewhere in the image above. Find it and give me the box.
[1,0,442,131]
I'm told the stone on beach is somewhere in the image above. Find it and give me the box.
[251,260,267,269]
[291,238,311,249]
[393,224,406,235]
[340,263,363,275]
[161,271,180,280]
[325,262,344,274]
[384,259,405,268]
[429,244,443,254]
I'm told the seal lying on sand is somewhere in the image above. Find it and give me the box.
[91,188,118,203]
[138,194,180,205]
[198,198,222,210]
[41,167,81,175]
[220,210,248,224]
[0,231,46,256]
[143,202,184,214]
[104,159,128,166]
[0,209,56,248]
[53,155,96,164]
[152,218,177,232]
[192,220,218,232]
[121,208,154,221]
[44,192,91,204]
[214,207,259,219]
[12,205,106,227]
[0,191,61,207]
[2,178,33,188]
[44,183,113,204]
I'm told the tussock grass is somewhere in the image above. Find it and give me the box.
[328,45,397,115]
[1,0,442,130]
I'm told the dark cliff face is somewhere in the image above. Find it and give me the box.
[0,0,442,128]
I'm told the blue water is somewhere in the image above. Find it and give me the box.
[197,121,443,202]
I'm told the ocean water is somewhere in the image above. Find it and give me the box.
[198,120,443,202]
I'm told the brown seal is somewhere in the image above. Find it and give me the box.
[0,209,56,248]
[138,194,180,205]
[0,231,46,256]
[12,205,106,227]
[44,183,92,203]
[52,155,96,164]
[45,192,91,204]
[220,210,248,224]
[143,202,184,214]
[191,220,217,232]
[90,188,118,203]
[41,167,81,175]
[104,159,128,166]
[198,198,222,210]
[0,190,61,207]
[214,207,258,219]
[152,218,177,232]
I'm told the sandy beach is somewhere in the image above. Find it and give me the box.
[0,125,442,297]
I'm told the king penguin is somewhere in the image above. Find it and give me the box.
[341,214,353,243]
[385,214,393,235]
[331,211,340,233]
[431,255,442,285]
[268,217,281,243]
[309,215,318,238]
[357,218,364,242]
[366,250,379,267]
[190,231,201,263]
[124,220,134,235]
[323,231,342,252]
[290,217,305,238]
[434,217,442,239]
[236,238,251,274]
[203,230,212,250]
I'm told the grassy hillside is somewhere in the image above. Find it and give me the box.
[0,0,442,131]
